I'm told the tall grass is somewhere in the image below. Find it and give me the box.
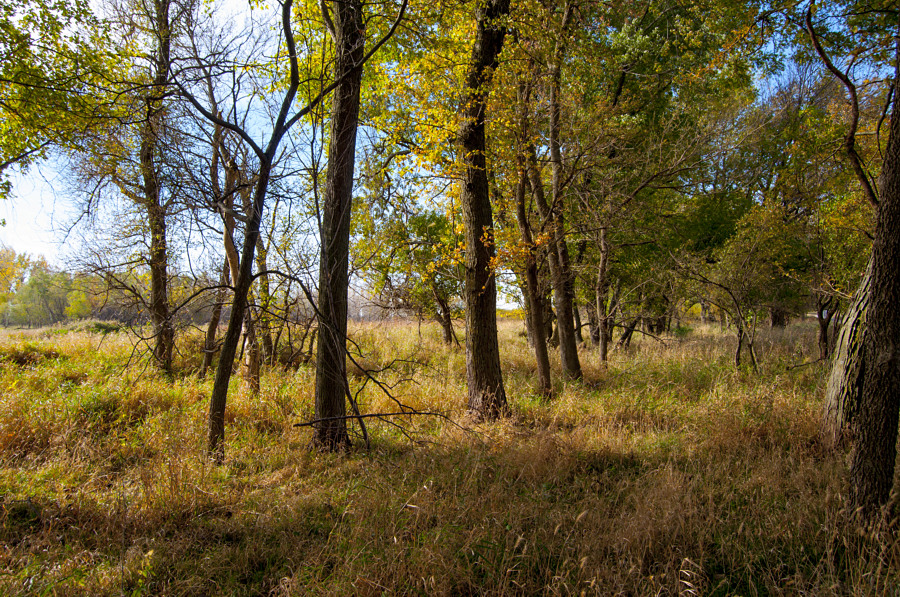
[0,319,897,595]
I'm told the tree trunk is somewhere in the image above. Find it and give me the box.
[816,296,836,361]
[526,150,578,376]
[520,281,535,347]
[585,301,600,347]
[513,162,552,397]
[140,0,174,375]
[242,310,261,394]
[596,227,611,364]
[434,289,458,347]
[255,236,275,364]
[617,317,638,351]
[459,0,510,419]
[205,0,305,461]
[769,306,788,329]
[207,163,273,460]
[573,299,583,345]
[312,0,366,451]
[849,44,900,516]
[547,4,581,380]
[200,261,229,379]
[822,260,872,449]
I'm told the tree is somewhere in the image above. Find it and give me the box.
[176,0,406,459]
[805,0,900,518]
[458,0,511,419]
[311,0,368,451]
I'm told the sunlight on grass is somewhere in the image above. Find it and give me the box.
[0,320,897,595]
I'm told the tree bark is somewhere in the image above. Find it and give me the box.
[458,0,510,419]
[514,163,552,397]
[547,3,581,379]
[208,163,273,460]
[200,260,229,379]
[255,235,275,364]
[573,299,583,344]
[816,296,836,361]
[434,288,458,346]
[312,0,365,450]
[596,227,611,364]
[617,317,638,351]
[849,41,900,516]
[140,0,174,374]
[526,149,579,377]
[585,301,600,347]
[821,261,871,449]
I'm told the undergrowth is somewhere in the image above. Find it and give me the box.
[0,320,897,595]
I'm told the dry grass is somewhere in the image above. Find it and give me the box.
[0,319,898,595]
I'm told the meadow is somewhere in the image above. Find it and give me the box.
[0,318,897,595]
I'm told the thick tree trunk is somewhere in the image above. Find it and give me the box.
[821,258,872,449]
[514,164,552,397]
[459,0,510,419]
[849,47,900,516]
[312,0,365,450]
[769,306,789,329]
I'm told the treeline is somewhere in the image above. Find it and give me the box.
[0,245,210,327]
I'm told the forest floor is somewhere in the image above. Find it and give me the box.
[0,318,897,595]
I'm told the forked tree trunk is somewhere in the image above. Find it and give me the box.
[821,259,871,449]
[312,0,366,450]
[526,148,580,379]
[206,0,312,461]
[459,0,510,419]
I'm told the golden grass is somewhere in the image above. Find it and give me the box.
[0,319,897,595]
